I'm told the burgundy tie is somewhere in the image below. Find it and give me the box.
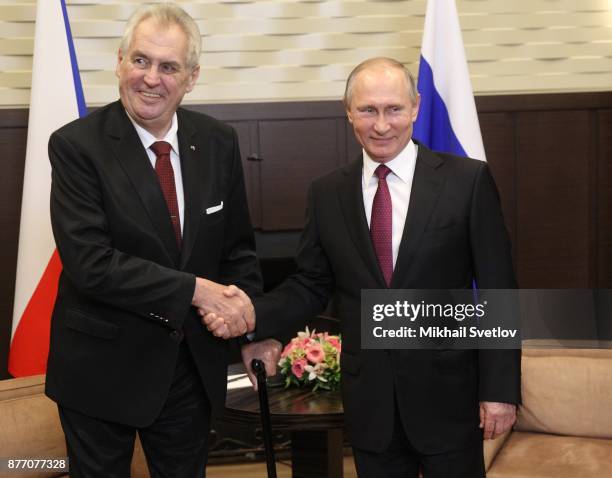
[370,164,393,287]
[151,141,181,248]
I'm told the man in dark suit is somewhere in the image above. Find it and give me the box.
[45,4,278,476]
[216,57,521,477]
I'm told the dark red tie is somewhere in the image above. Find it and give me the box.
[370,164,393,287]
[151,141,181,248]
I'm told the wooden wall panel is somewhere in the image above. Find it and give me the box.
[515,110,593,287]
[0,112,28,381]
[598,110,612,288]
[258,119,346,230]
[0,92,611,379]
[479,112,517,267]
[225,120,260,228]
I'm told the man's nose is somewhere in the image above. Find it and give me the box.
[144,67,161,85]
[374,113,390,135]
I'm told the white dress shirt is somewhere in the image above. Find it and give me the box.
[127,113,185,233]
[362,140,418,268]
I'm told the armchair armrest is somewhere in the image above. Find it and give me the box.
[484,429,512,471]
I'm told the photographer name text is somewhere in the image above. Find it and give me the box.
[372,326,517,338]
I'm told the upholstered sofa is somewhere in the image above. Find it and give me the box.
[484,346,612,477]
[0,375,149,478]
[2,346,611,477]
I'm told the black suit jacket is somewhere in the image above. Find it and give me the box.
[45,101,261,427]
[255,142,521,454]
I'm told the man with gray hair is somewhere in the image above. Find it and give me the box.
[45,4,279,476]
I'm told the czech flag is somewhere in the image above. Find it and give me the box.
[9,0,86,377]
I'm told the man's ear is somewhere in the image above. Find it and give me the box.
[115,49,124,78]
[412,93,421,122]
[346,109,354,124]
[185,65,200,93]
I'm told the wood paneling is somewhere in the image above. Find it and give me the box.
[515,110,593,287]
[479,112,517,264]
[258,118,346,230]
[1,92,611,379]
[0,116,28,382]
[475,92,612,113]
[226,120,260,228]
[598,110,612,288]
[187,101,345,122]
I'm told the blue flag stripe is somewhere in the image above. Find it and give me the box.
[413,56,467,158]
[60,0,87,118]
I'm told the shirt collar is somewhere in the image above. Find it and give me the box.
[126,111,180,155]
[362,139,418,184]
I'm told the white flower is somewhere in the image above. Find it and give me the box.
[297,326,314,339]
[304,363,328,382]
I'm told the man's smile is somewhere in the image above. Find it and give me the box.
[139,91,163,100]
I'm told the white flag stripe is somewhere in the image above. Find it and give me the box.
[420,0,485,162]
[11,0,80,337]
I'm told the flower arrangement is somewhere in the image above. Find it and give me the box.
[278,327,341,391]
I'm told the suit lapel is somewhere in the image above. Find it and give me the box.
[391,144,445,288]
[338,158,387,288]
[106,102,180,265]
[177,110,207,269]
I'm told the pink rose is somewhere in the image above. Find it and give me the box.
[306,344,325,364]
[327,337,340,350]
[291,358,307,379]
[281,342,295,358]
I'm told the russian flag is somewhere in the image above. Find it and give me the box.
[9,0,87,377]
[413,0,486,162]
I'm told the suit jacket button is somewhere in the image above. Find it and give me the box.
[169,330,183,342]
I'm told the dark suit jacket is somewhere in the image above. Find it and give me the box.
[45,101,261,427]
[255,142,521,454]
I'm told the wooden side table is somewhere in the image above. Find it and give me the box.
[223,371,344,478]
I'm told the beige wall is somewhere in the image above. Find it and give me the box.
[1,0,611,107]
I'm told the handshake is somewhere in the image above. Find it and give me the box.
[191,277,255,339]
[192,277,282,389]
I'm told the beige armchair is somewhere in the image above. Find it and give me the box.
[484,347,612,477]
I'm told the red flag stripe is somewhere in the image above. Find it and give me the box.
[8,250,62,377]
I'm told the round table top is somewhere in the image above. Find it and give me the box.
[224,366,344,431]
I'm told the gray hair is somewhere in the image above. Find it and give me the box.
[119,3,202,70]
[343,57,418,108]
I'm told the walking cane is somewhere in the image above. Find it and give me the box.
[251,359,278,478]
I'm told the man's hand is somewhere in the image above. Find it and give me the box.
[479,401,517,439]
[192,278,254,338]
[241,339,282,391]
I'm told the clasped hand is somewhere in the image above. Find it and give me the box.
[192,278,255,339]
